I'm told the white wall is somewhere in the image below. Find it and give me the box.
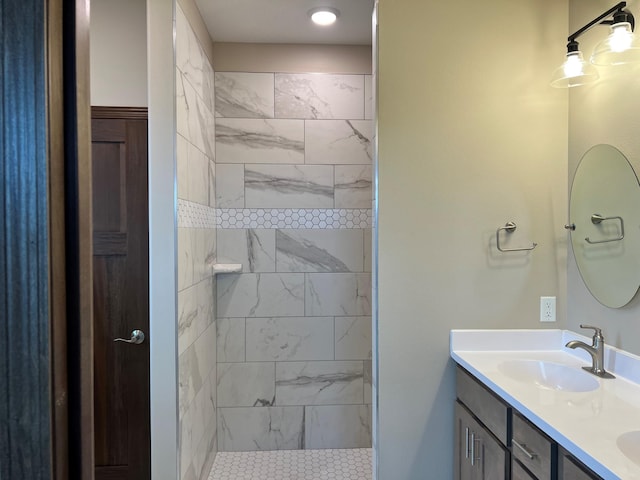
[376,0,568,477]
[567,0,640,354]
[90,0,148,106]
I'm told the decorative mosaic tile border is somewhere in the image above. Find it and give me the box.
[217,208,372,229]
[177,200,373,229]
[178,199,217,229]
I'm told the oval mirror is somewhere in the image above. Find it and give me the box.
[570,144,640,308]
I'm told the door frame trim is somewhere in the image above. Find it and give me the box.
[91,106,148,120]
[148,0,179,477]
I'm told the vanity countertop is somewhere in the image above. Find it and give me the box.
[450,329,640,479]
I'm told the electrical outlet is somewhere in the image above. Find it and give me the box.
[540,296,556,322]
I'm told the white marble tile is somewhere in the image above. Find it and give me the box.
[217,318,245,363]
[275,74,365,119]
[217,362,275,407]
[364,361,372,405]
[178,278,215,356]
[177,134,189,201]
[305,120,373,165]
[215,72,274,118]
[176,5,215,112]
[276,229,364,272]
[335,165,372,209]
[178,227,195,292]
[208,160,216,208]
[216,118,304,164]
[217,229,276,272]
[217,407,304,451]
[179,228,215,289]
[179,136,213,206]
[179,344,201,417]
[217,273,304,318]
[194,431,217,480]
[177,69,216,159]
[246,317,334,362]
[305,405,372,449]
[178,325,216,414]
[188,368,217,480]
[179,401,195,478]
[245,165,334,208]
[305,273,372,316]
[364,229,372,273]
[335,317,372,361]
[364,75,373,120]
[275,361,364,406]
[179,323,216,418]
[183,464,197,480]
[215,164,244,208]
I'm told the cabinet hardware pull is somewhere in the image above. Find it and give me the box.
[470,433,481,466]
[465,427,470,459]
[470,432,475,466]
[512,439,538,460]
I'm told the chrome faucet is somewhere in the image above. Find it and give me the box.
[565,325,615,379]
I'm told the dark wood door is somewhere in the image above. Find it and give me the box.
[91,107,150,480]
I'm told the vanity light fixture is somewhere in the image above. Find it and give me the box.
[309,7,340,26]
[551,2,640,88]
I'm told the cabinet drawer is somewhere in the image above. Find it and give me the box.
[456,366,509,445]
[512,413,554,479]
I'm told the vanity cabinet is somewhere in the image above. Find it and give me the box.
[455,366,602,480]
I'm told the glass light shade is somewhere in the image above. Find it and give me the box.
[310,9,337,26]
[550,51,599,88]
[591,22,640,65]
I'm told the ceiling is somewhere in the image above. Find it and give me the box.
[194,0,375,46]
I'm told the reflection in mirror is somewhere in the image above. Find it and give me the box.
[569,144,640,308]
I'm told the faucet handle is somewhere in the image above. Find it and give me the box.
[580,324,603,338]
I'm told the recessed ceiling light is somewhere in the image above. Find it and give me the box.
[309,7,340,26]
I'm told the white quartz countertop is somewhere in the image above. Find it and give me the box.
[450,329,640,480]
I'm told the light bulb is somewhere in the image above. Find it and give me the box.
[564,52,585,78]
[609,22,633,52]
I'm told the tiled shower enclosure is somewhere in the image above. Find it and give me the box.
[214,71,374,451]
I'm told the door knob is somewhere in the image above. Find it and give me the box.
[114,329,145,345]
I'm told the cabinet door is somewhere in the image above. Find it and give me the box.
[471,416,507,480]
[558,451,602,480]
[455,401,508,480]
[512,459,537,480]
[455,401,474,480]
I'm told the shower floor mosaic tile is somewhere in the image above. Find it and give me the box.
[208,448,372,480]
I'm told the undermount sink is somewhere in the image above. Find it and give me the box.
[498,359,600,392]
[617,431,640,467]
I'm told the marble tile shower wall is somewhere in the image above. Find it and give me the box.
[214,71,373,452]
[176,5,217,480]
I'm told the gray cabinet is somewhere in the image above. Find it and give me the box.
[455,401,508,480]
[511,413,554,479]
[558,448,602,480]
[455,368,509,480]
[455,366,602,480]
